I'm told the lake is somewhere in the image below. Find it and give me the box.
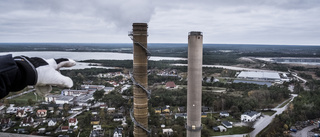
[0,51,186,70]
[0,51,186,61]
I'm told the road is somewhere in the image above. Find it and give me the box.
[6,89,35,99]
[291,125,317,137]
[249,94,297,137]
[292,73,307,84]
[211,94,297,137]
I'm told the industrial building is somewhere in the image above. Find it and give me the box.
[237,71,281,82]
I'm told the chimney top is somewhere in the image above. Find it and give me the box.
[132,23,148,32]
[189,31,202,36]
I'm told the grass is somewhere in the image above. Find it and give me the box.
[8,91,44,105]
[210,126,254,136]
[261,110,277,116]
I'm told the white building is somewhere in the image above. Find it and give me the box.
[68,118,78,127]
[222,121,233,128]
[237,71,281,82]
[74,94,94,106]
[220,112,229,117]
[120,85,131,94]
[104,87,115,94]
[55,96,74,105]
[81,85,105,90]
[48,118,57,127]
[163,128,173,136]
[6,104,17,114]
[217,125,227,132]
[241,111,261,122]
[45,95,61,103]
[62,89,90,96]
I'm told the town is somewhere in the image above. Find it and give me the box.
[1,41,320,137]
[0,58,314,137]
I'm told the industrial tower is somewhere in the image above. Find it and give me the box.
[186,31,203,137]
[129,23,150,137]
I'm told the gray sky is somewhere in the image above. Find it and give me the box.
[1,0,320,45]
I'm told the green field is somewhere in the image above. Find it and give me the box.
[8,91,44,105]
[261,110,276,116]
[210,126,253,136]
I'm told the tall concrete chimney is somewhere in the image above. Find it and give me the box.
[186,31,203,137]
[131,23,149,137]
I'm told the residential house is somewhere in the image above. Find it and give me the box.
[23,106,33,113]
[38,128,46,134]
[165,81,176,89]
[175,113,187,119]
[155,108,161,114]
[107,81,119,87]
[93,125,102,130]
[81,85,105,90]
[100,104,108,109]
[113,127,122,137]
[68,118,78,127]
[61,126,69,132]
[120,84,131,94]
[16,109,27,118]
[62,89,90,96]
[92,110,98,115]
[90,125,104,137]
[201,112,207,118]
[91,116,100,125]
[6,104,17,114]
[163,128,173,136]
[48,118,58,127]
[162,106,170,113]
[20,117,34,127]
[241,111,261,122]
[104,87,115,94]
[71,106,83,112]
[212,126,220,132]
[107,108,116,113]
[222,121,233,128]
[217,125,227,132]
[36,110,47,118]
[220,112,230,117]
[0,118,12,129]
[113,113,125,122]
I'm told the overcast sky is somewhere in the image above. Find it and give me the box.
[1,0,320,45]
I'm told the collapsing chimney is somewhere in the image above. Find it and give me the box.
[129,23,151,137]
[186,31,203,137]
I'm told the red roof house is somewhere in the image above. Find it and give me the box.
[166,81,176,89]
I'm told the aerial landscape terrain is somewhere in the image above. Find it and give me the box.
[0,43,320,137]
[1,0,320,137]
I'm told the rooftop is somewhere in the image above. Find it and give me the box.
[237,71,280,79]
[243,111,260,117]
